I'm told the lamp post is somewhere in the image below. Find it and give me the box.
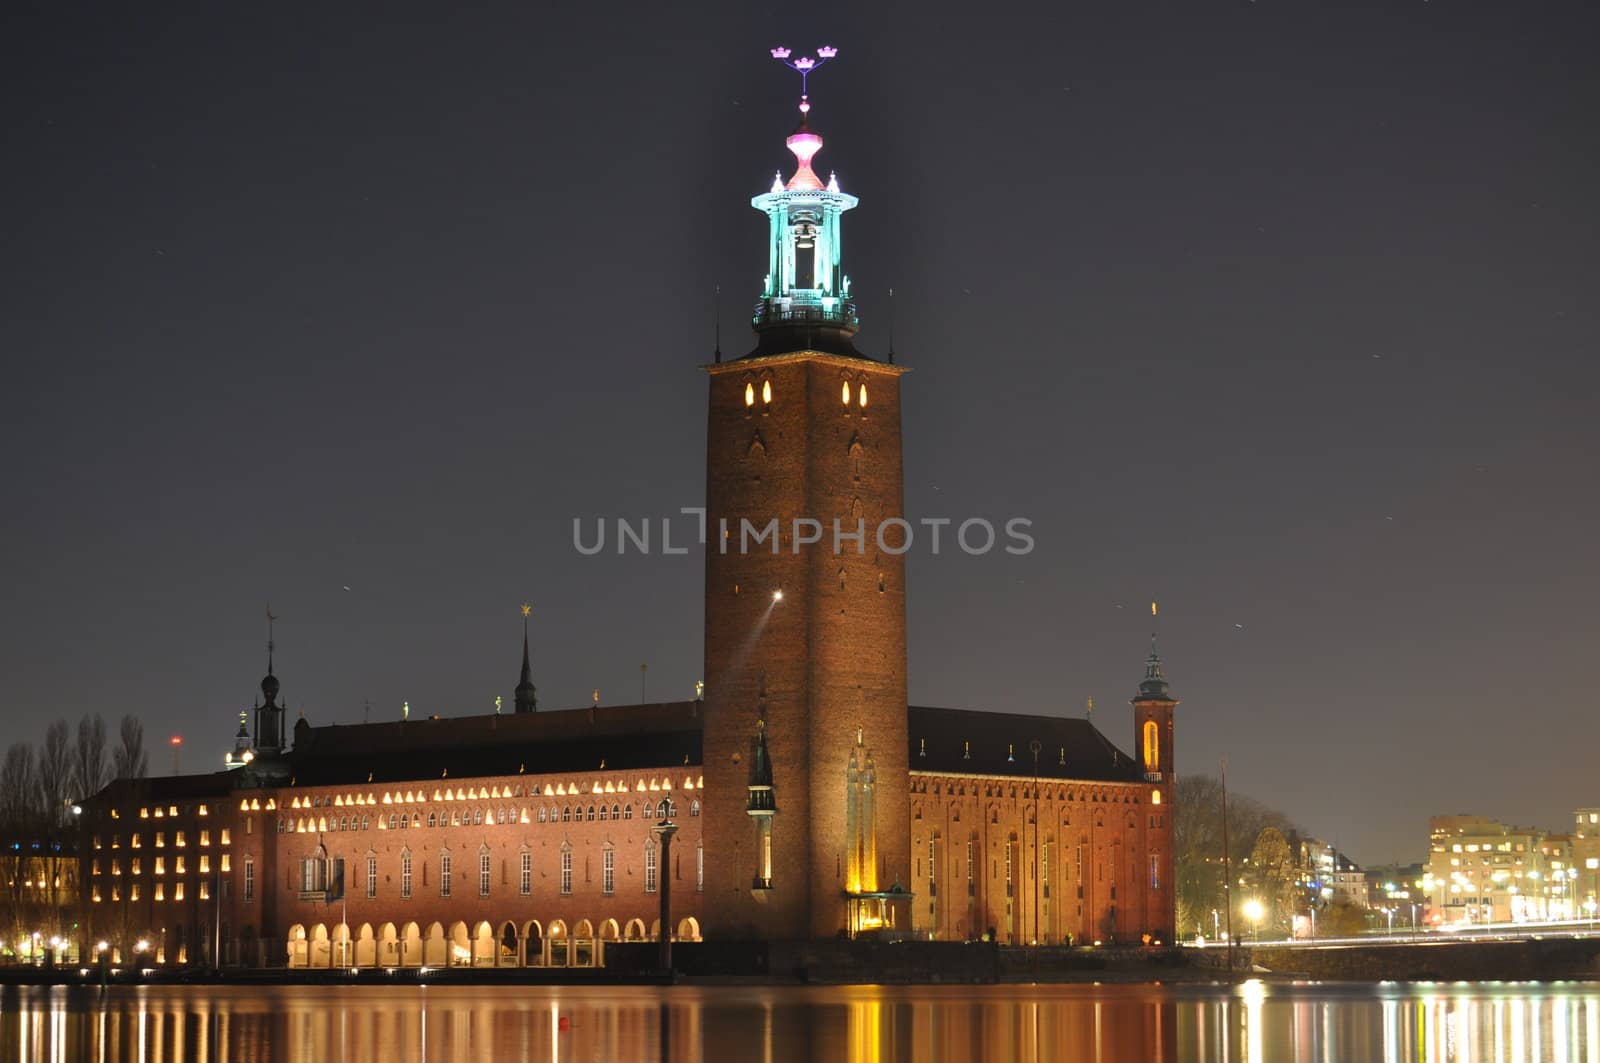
[652,821,679,972]
[1030,738,1041,955]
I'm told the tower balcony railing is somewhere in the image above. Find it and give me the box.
[752,299,859,331]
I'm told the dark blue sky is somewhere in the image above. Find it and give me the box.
[4,1,1596,864]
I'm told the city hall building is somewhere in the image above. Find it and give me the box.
[76,59,1178,968]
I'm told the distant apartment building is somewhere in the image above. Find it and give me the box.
[1424,815,1560,924]
[1296,836,1368,908]
[1571,808,1600,920]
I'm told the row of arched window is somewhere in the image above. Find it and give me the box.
[274,798,698,836]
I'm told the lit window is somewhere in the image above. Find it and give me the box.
[175,831,186,847]
[440,852,452,897]
[175,882,185,901]
[479,851,491,897]
[155,833,165,848]
[220,854,230,872]
[761,379,772,404]
[199,856,209,874]
[841,381,850,405]
[858,383,868,408]
[744,382,755,406]
[401,852,412,899]
[367,855,377,899]
[561,848,573,895]
[131,833,140,849]
[1152,790,1162,806]
[153,883,163,902]
[520,852,531,895]
[645,841,658,894]
[220,829,231,845]
[603,848,615,895]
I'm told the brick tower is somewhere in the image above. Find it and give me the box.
[702,47,911,939]
[1131,619,1178,942]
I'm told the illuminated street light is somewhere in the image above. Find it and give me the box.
[1242,898,1265,942]
[772,589,784,602]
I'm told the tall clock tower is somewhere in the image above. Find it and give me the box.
[702,49,911,939]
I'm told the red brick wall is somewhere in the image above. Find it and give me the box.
[254,773,705,963]
[909,775,1175,945]
[702,353,911,939]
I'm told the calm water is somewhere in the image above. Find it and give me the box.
[1,981,1598,1062]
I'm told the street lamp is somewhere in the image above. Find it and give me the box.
[651,821,680,971]
[1243,899,1265,943]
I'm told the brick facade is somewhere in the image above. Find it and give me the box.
[701,354,911,939]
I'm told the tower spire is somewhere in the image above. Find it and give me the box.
[1138,601,1173,700]
[266,603,276,676]
[748,46,862,359]
[514,603,538,713]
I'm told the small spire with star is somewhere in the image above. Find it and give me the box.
[514,602,537,713]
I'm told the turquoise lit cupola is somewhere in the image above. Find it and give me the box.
[748,46,864,359]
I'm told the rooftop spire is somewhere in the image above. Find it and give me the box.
[514,603,538,713]
[771,46,837,192]
[1137,601,1174,700]
[748,47,863,359]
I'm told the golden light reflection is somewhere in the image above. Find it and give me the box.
[1,982,1598,1061]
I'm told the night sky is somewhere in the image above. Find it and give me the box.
[4,2,1596,865]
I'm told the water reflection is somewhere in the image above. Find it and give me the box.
[1,980,1597,1062]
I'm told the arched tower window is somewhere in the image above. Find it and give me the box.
[761,378,773,404]
[1143,720,1160,773]
[841,380,851,406]
[744,382,755,407]
[858,382,868,408]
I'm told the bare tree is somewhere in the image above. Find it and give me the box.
[72,715,110,801]
[1174,774,1300,938]
[0,741,41,826]
[114,715,149,780]
[0,742,42,941]
[39,721,73,827]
